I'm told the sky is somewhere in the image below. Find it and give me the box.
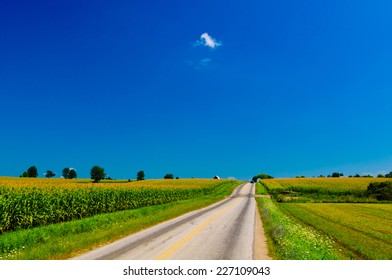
[1,0,392,180]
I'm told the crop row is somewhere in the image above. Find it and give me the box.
[0,180,235,234]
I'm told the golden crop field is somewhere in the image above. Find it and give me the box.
[260,177,392,192]
[0,177,238,234]
[0,177,225,190]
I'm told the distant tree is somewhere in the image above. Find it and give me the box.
[27,166,38,178]
[331,172,341,178]
[377,174,385,178]
[62,168,70,179]
[164,173,174,179]
[176,176,179,179]
[62,167,77,179]
[45,170,56,178]
[21,171,29,177]
[385,172,392,178]
[252,173,274,182]
[69,169,77,179]
[319,175,325,178]
[362,174,373,178]
[354,174,361,178]
[339,173,344,177]
[137,170,145,181]
[90,165,106,183]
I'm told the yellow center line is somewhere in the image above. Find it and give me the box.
[154,185,248,260]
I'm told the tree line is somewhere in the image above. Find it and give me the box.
[19,166,179,183]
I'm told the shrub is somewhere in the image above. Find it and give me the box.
[367,182,392,201]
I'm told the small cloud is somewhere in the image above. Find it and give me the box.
[199,58,212,67]
[194,32,222,49]
[186,58,213,70]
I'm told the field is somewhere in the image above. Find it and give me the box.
[260,177,392,202]
[0,177,236,234]
[256,178,392,259]
[280,203,392,259]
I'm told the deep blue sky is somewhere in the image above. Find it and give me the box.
[1,0,392,179]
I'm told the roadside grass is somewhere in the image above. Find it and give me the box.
[279,203,392,259]
[0,181,239,260]
[255,182,269,195]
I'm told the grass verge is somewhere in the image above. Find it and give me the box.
[0,181,240,260]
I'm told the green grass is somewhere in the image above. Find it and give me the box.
[255,182,269,195]
[279,203,392,259]
[0,181,239,260]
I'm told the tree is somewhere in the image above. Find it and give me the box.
[21,171,29,177]
[252,173,274,182]
[377,174,385,178]
[137,170,145,181]
[69,169,77,179]
[45,170,56,178]
[331,172,341,178]
[27,166,38,178]
[367,181,392,201]
[164,173,174,179]
[63,167,77,179]
[385,172,392,178]
[62,168,70,179]
[90,165,106,183]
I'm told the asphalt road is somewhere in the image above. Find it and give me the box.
[73,183,259,260]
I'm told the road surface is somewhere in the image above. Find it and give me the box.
[73,183,265,260]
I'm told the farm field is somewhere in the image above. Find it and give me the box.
[0,177,238,234]
[261,177,392,191]
[256,179,392,259]
[260,177,392,202]
[280,203,392,259]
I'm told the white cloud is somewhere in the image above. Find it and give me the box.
[194,32,222,49]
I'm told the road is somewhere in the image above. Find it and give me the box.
[73,183,264,260]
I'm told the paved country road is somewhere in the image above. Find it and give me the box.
[73,183,264,260]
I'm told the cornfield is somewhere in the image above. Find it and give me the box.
[261,177,392,194]
[0,177,236,234]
